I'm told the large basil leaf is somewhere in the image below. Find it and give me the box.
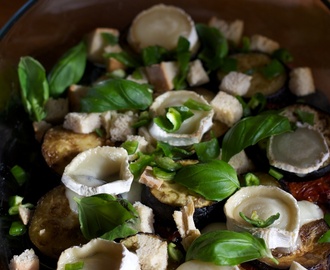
[221,113,292,162]
[18,56,49,122]
[74,194,138,240]
[174,159,239,201]
[186,230,277,266]
[48,41,87,97]
[80,78,153,112]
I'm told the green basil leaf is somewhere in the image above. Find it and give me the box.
[80,78,153,112]
[105,51,141,68]
[272,48,293,63]
[260,59,285,79]
[48,41,87,97]
[101,32,118,45]
[196,24,228,71]
[173,36,191,90]
[324,213,330,226]
[220,57,237,73]
[318,230,330,243]
[174,159,239,201]
[129,153,154,179]
[186,230,277,266]
[9,221,26,236]
[194,137,220,162]
[155,141,193,160]
[18,56,49,122]
[74,194,138,240]
[142,45,170,66]
[294,109,314,125]
[239,211,280,228]
[221,113,292,162]
[101,223,137,241]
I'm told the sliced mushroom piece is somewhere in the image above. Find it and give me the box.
[148,90,214,146]
[128,4,199,53]
[267,125,329,175]
[57,238,140,270]
[61,146,134,197]
[224,186,301,253]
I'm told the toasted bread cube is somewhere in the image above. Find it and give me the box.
[211,91,243,127]
[220,71,252,96]
[250,34,280,54]
[209,16,244,45]
[108,111,138,142]
[289,67,315,96]
[63,112,101,134]
[68,84,89,112]
[145,61,178,92]
[133,201,155,233]
[187,59,210,87]
[104,44,126,72]
[85,28,120,64]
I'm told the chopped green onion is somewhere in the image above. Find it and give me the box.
[101,32,118,45]
[155,156,182,172]
[168,242,183,263]
[8,195,24,208]
[142,45,170,66]
[9,221,26,236]
[65,261,85,270]
[272,48,293,63]
[132,111,151,128]
[248,92,267,113]
[10,165,28,186]
[239,211,280,228]
[294,109,314,126]
[121,140,139,155]
[152,167,176,180]
[183,98,212,111]
[268,167,283,180]
[244,173,260,186]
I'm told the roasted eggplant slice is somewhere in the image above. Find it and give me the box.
[141,181,224,229]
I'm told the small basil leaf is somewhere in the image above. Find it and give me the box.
[121,140,139,155]
[173,36,191,90]
[294,109,314,125]
[186,230,277,266]
[221,113,292,162]
[260,59,285,79]
[129,153,154,179]
[105,51,142,68]
[194,137,220,162]
[18,56,49,122]
[101,32,118,45]
[48,41,87,97]
[196,23,228,71]
[142,45,170,66]
[74,194,138,240]
[318,230,330,243]
[80,78,153,112]
[240,211,280,228]
[101,223,137,241]
[272,48,293,63]
[174,159,239,201]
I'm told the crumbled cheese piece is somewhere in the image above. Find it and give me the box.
[173,198,201,250]
[44,98,69,124]
[145,61,178,92]
[139,166,163,189]
[289,67,315,96]
[9,249,39,270]
[211,91,243,127]
[18,205,32,225]
[209,16,244,45]
[133,201,155,233]
[63,112,101,134]
[227,150,255,174]
[250,34,280,54]
[85,27,120,64]
[187,59,210,87]
[219,71,252,96]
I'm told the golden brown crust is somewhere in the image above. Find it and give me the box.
[42,126,107,175]
[28,185,87,259]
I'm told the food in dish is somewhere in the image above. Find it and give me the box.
[2,3,330,270]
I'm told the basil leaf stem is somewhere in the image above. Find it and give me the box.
[186,230,278,266]
[48,41,87,97]
[18,56,49,121]
[221,113,292,162]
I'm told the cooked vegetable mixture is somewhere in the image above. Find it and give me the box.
[2,4,330,270]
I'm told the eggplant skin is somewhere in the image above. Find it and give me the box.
[28,185,87,259]
[140,184,225,229]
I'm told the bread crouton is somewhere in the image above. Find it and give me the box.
[109,111,138,142]
[145,61,178,92]
[187,59,209,87]
[219,71,252,96]
[211,91,243,127]
[289,67,315,96]
[63,112,101,134]
[133,201,155,233]
[85,28,120,64]
[104,44,126,72]
[250,34,280,54]
[209,16,244,45]
[68,84,89,112]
